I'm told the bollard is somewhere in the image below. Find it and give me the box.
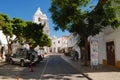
[17,75,20,80]
[30,65,34,72]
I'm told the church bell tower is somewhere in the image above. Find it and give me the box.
[33,7,50,36]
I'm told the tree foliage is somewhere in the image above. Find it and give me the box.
[0,14,13,38]
[89,0,120,33]
[12,18,27,38]
[49,0,90,32]
[0,14,5,29]
[24,22,51,48]
[49,0,120,36]
[39,34,52,47]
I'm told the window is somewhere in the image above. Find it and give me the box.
[58,41,60,43]
[38,17,41,22]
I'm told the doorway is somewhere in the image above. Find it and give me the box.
[106,41,115,66]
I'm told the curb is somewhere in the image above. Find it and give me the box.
[61,55,93,80]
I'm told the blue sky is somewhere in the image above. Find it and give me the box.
[0,0,98,38]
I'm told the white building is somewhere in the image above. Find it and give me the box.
[90,1,120,68]
[92,25,120,68]
[67,33,81,58]
[51,33,81,58]
[51,35,68,53]
[0,31,7,46]
[33,7,50,36]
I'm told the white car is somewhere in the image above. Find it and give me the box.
[9,48,38,67]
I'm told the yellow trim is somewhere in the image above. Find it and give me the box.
[116,61,120,68]
[103,60,120,68]
[103,59,107,65]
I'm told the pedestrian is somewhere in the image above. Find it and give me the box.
[75,51,79,61]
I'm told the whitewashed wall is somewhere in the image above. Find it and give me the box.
[97,33,106,64]
[97,26,120,64]
[0,31,7,45]
[104,27,120,61]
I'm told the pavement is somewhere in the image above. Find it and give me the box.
[62,55,120,80]
[0,61,8,67]
[0,58,8,67]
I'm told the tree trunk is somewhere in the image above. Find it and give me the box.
[8,44,12,54]
[84,37,89,66]
[6,44,12,62]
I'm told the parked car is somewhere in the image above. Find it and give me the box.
[9,48,38,67]
[37,49,46,61]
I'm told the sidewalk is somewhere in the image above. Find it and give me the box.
[62,55,120,80]
[0,59,8,67]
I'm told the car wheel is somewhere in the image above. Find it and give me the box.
[20,60,25,67]
[9,59,13,64]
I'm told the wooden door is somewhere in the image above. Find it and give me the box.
[106,41,115,66]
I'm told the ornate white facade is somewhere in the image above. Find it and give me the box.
[33,7,50,36]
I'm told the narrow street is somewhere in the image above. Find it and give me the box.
[0,53,89,80]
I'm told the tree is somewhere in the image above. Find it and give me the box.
[12,18,27,38]
[49,0,120,65]
[24,22,51,48]
[0,14,5,29]
[39,34,52,47]
[0,13,27,61]
[1,14,13,57]
[0,13,52,61]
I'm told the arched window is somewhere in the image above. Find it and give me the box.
[38,17,41,22]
